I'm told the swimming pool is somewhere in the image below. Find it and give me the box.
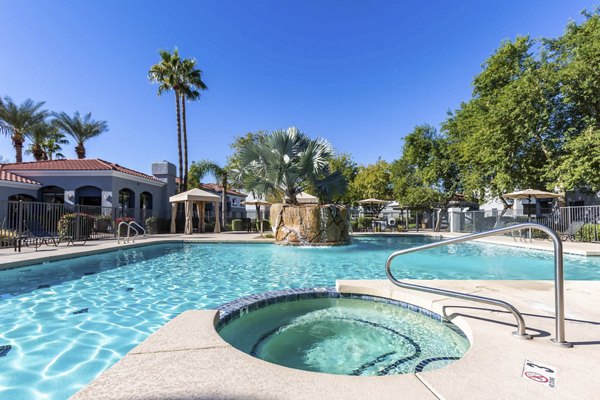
[1,236,599,399]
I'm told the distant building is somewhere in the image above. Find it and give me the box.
[199,183,247,221]
[0,159,177,219]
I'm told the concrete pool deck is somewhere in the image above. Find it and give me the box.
[70,279,600,400]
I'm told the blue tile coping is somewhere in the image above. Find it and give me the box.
[215,287,468,342]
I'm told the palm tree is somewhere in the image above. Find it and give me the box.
[238,127,347,204]
[53,111,108,159]
[180,57,207,190]
[149,48,185,191]
[189,160,229,231]
[25,123,56,161]
[43,130,69,160]
[0,97,47,162]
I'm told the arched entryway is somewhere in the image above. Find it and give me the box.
[75,186,102,207]
[8,194,36,202]
[140,192,153,224]
[118,188,135,218]
[40,186,65,204]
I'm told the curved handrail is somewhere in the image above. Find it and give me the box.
[129,221,146,238]
[117,221,128,244]
[385,222,572,347]
[128,223,139,243]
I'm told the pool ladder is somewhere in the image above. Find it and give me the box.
[385,222,572,347]
[117,221,146,244]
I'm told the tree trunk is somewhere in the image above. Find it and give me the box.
[75,143,86,159]
[182,94,189,190]
[221,178,227,231]
[175,91,183,192]
[13,134,23,163]
[32,144,44,161]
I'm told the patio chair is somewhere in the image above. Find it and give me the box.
[24,220,61,249]
[560,221,585,241]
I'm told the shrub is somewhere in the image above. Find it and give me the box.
[262,233,274,238]
[205,222,215,232]
[350,219,359,231]
[575,224,600,242]
[357,217,373,230]
[95,214,112,233]
[115,217,135,235]
[58,213,95,238]
[255,219,271,231]
[232,219,244,231]
[145,216,159,235]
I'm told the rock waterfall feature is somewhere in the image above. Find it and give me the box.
[270,204,350,246]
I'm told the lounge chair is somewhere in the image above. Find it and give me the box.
[24,220,60,249]
[560,221,585,241]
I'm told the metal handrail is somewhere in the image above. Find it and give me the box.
[129,221,146,238]
[128,223,139,243]
[117,221,128,244]
[385,222,572,347]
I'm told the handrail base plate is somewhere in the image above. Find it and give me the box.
[550,338,573,348]
[512,331,533,340]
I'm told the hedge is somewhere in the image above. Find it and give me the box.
[575,224,600,242]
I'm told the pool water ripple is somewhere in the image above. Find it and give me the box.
[1,237,599,399]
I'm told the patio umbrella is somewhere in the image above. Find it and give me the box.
[503,189,563,221]
[242,199,270,233]
[357,198,389,217]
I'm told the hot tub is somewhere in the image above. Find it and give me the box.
[217,288,469,376]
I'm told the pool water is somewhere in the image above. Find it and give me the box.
[0,236,599,399]
[218,297,470,376]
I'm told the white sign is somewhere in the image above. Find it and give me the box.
[521,359,557,389]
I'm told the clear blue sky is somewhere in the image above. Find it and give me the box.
[1,0,595,176]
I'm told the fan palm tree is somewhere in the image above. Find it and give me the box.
[25,123,57,161]
[0,97,47,162]
[180,57,207,190]
[53,111,108,159]
[149,48,185,191]
[43,130,69,160]
[238,127,347,205]
[189,160,229,231]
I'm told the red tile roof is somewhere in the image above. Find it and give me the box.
[0,169,41,185]
[0,159,162,182]
[200,183,247,197]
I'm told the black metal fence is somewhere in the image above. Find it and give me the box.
[0,200,168,249]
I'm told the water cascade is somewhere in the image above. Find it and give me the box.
[269,203,350,246]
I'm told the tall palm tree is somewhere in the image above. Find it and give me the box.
[0,97,47,162]
[149,48,185,191]
[43,130,69,160]
[190,160,229,231]
[53,111,108,159]
[180,57,207,190]
[238,127,347,204]
[25,123,57,161]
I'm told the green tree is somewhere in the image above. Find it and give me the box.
[149,48,185,191]
[43,130,69,160]
[444,36,563,202]
[237,127,346,204]
[0,97,47,162]
[328,152,358,204]
[557,126,600,192]
[25,123,55,161]
[350,159,393,201]
[53,111,108,159]
[180,57,207,190]
[391,125,462,230]
[189,160,229,230]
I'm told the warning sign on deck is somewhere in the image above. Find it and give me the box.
[521,359,557,389]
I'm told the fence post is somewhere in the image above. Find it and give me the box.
[17,201,23,238]
[75,205,80,242]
